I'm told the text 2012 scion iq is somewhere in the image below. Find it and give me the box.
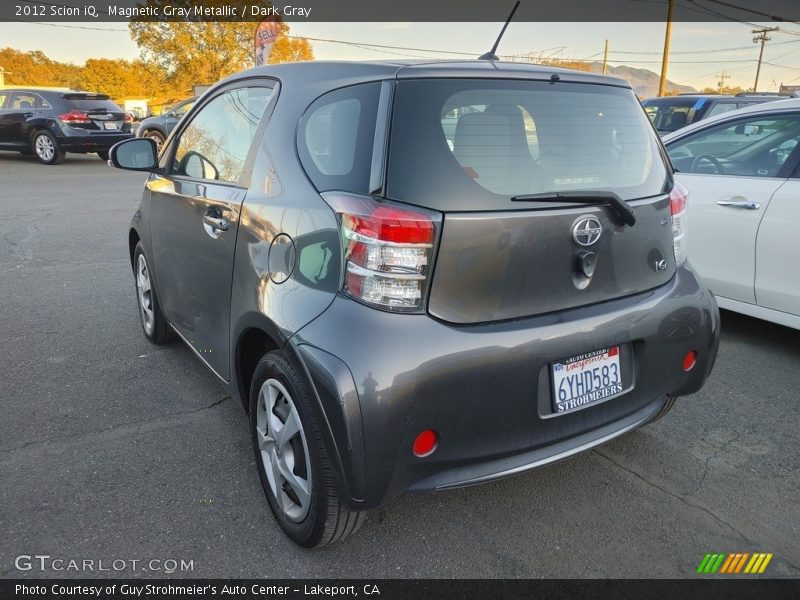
[110,59,720,548]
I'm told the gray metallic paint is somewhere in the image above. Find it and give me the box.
[125,61,720,510]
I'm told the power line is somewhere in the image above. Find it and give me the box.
[701,0,800,25]
[607,38,800,55]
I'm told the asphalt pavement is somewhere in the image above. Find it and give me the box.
[1,153,798,578]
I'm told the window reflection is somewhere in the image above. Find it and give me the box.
[172,87,274,183]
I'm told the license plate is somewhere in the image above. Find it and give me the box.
[103,122,118,130]
[552,346,624,413]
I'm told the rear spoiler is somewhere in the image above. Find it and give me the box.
[61,93,110,100]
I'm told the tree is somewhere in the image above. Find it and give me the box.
[78,58,167,99]
[540,59,593,73]
[0,47,81,88]
[128,1,313,93]
[700,85,750,95]
[269,32,313,64]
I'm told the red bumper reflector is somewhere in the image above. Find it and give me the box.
[683,350,697,372]
[413,430,438,457]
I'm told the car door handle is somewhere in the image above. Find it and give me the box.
[716,200,761,210]
[23,112,34,118]
[203,214,231,238]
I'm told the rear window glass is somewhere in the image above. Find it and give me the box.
[388,79,669,209]
[64,97,123,112]
[298,82,381,194]
[642,98,702,132]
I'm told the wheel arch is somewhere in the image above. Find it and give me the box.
[27,118,54,142]
[235,323,281,410]
[142,127,166,138]
[233,314,365,507]
[128,228,141,272]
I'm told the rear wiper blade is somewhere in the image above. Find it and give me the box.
[511,191,637,227]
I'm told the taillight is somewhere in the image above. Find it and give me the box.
[670,182,689,266]
[124,113,133,123]
[58,110,90,124]
[323,193,441,312]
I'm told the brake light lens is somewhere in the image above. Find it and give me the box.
[323,193,441,312]
[124,112,133,123]
[670,181,689,266]
[58,110,91,124]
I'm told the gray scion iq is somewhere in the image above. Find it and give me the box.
[110,59,720,548]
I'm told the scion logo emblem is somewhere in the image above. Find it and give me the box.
[572,216,603,247]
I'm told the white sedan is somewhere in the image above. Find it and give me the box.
[663,98,800,330]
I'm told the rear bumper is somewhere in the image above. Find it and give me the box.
[53,126,133,152]
[291,264,720,509]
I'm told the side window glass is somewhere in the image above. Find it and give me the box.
[706,103,737,118]
[174,100,194,117]
[0,93,7,108]
[667,114,800,177]
[297,82,382,194]
[171,86,274,183]
[10,93,36,110]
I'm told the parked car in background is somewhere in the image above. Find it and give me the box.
[135,96,196,150]
[0,89,133,164]
[642,92,796,135]
[663,98,800,330]
[109,60,720,548]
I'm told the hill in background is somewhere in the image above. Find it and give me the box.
[588,61,697,98]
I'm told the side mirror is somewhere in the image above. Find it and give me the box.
[109,138,159,171]
[180,150,219,180]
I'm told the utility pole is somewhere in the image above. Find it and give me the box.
[716,70,731,93]
[602,39,609,75]
[752,27,779,92]
[658,0,675,97]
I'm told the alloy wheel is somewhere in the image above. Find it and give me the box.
[136,254,155,335]
[256,378,312,522]
[147,132,164,150]
[35,135,55,162]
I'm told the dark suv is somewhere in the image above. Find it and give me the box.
[642,92,794,135]
[109,60,720,548]
[0,89,133,164]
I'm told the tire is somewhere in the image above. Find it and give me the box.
[249,351,366,548]
[96,150,109,161]
[144,130,165,150]
[132,243,176,344]
[32,130,65,165]
[647,395,677,425]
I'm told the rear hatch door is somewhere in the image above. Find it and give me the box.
[386,75,675,324]
[62,93,128,132]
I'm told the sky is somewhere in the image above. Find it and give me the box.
[1,20,799,92]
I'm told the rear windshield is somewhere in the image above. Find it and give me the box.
[63,96,123,112]
[387,79,669,210]
[641,97,706,132]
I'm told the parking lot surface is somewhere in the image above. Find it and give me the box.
[1,153,798,578]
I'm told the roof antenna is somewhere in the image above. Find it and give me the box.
[478,0,521,61]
